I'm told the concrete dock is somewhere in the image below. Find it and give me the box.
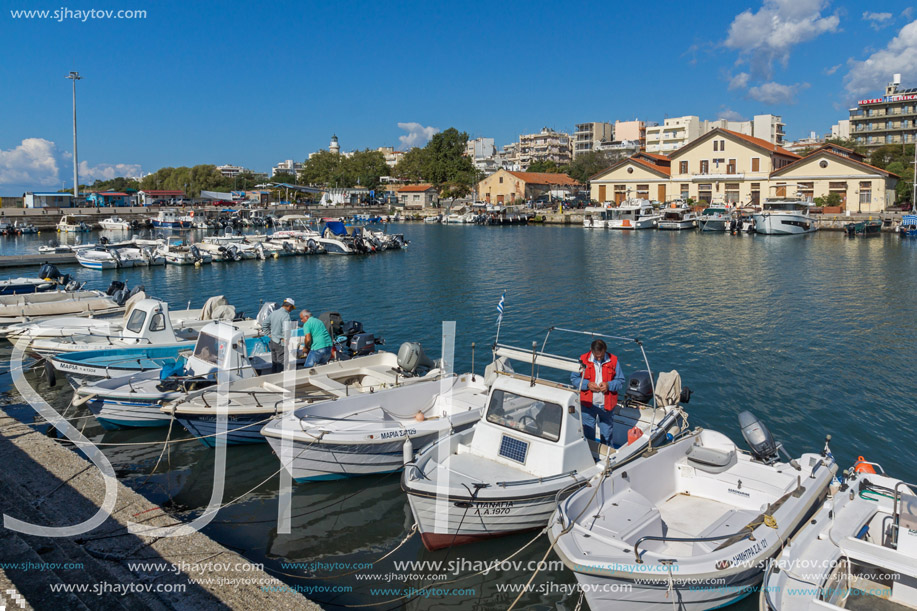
[0,253,77,269]
[0,408,321,610]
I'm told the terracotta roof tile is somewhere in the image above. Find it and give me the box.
[397,184,436,192]
[505,171,580,185]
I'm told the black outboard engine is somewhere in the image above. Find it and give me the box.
[39,263,62,282]
[112,288,129,306]
[129,285,144,298]
[350,333,377,356]
[738,411,798,469]
[397,342,437,376]
[106,280,126,296]
[99,236,109,245]
[624,370,654,405]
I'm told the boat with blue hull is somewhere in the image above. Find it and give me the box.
[151,209,192,229]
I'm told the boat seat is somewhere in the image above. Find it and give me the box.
[686,444,737,474]
[306,375,349,397]
[692,509,760,554]
[595,487,665,546]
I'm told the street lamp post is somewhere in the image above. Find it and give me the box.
[65,71,81,199]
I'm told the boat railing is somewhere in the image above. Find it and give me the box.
[892,480,917,549]
[633,526,755,564]
[495,470,580,489]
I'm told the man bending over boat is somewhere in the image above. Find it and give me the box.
[263,298,296,373]
[570,339,625,446]
[296,310,333,367]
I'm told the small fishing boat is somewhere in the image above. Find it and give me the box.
[0,277,59,296]
[155,240,212,265]
[845,219,883,237]
[57,215,91,232]
[658,203,698,230]
[761,458,917,611]
[75,248,119,270]
[548,412,835,611]
[403,329,690,550]
[0,290,124,330]
[74,322,271,429]
[898,215,917,238]
[99,216,131,230]
[753,198,816,235]
[151,208,193,229]
[7,221,38,235]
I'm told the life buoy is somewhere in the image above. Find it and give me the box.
[854,456,876,474]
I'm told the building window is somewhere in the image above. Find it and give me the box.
[700,160,709,174]
[680,184,689,199]
[751,157,760,172]
[679,160,688,174]
[697,183,713,203]
[636,184,649,198]
[725,183,740,203]
[727,159,736,174]
[499,177,503,184]
[859,181,871,205]
[713,140,719,152]
[720,140,726,150]
[751,183,760,206]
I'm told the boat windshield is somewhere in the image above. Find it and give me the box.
[763,202,807,211]
[486,389,563,442]
[193,333,221,365]
[125,309,146,334]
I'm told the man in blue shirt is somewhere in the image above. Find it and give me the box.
[296,310,333,367]
[262,298,295,373]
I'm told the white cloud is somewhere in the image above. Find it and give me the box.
[725,0,840,78]
[0,138,61,188]
[845,20,917,95]
[717,108,748,121]
[397,122,438,149]
[79,161,142,181]
[825,63,841,75]
[862,11,893,30]
[746,81,810,104]
[728,72,751,90]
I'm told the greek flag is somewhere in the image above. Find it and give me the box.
[496,291,505,325]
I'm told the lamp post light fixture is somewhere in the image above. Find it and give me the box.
[65,71,81,199]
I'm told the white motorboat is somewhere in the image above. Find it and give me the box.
[99,216,131,230]
[0,290,122,328]
[0,277,59,296]
[173,344,444,447]
[658,203,698,230]
[609,199,662,230]
[75,322,271,429]
[761,460,917,611]
[155,240,212,265]
[75,248,119,270]
[5,295,246,350]
[423,215,441,224]
[57,215,91,232]
[583,205,611,228]
[548,412,835,611]
[753,198,817,235]
[698,206,731,232]
[403,330,690,550]
[0,288,99,309]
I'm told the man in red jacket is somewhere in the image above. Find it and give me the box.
[570,339,625,445]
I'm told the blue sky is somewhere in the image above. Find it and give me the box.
[1,0,915,194]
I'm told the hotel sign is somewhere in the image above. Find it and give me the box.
[859,94,917,105]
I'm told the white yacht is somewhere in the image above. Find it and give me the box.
[697,206,731,231]
[658,203,698,230]
[609,199,662,230]
[57,215,91,232]
[753,198,817,235]
[99,216,131,230]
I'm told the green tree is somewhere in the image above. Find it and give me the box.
[566,150,615,183]
[526,160,564,173]
[825,137,867,156]
[271,172,297,184]
[300,150,344,186]
[347,149,389,190]
[392,148,427,183]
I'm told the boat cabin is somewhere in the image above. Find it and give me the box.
[185,322,258,380]
[761,198,813,213]
[121,299,181,344]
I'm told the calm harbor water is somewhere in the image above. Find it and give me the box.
[2,224,917,610]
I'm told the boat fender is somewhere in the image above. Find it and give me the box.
[854,456,876,474]
[44,360,57,387]
[627,426,643,445]
[402,437,413,466]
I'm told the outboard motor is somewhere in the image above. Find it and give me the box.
[64,280,81,292]
[624,370,654,405]
[129,285,144,298]
[738,411,800,469]
[39,263,62,281]
[106,280,126,296]
[350,333,377,356]
[318,312,344,337]
[397,342,436,375]
[112,288,129,306]
[341,320,363,337]
[190,244,202,261]
[99,236,109,245]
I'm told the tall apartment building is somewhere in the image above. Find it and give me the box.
[645,115,783,153]
[614,120,646,148]
[849,74,917,151]
[271,160,304,178]
[830,120,850,140]
[516,127,572,168]
[573,122,614,158]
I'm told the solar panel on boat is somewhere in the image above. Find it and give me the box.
[498,435,528,464]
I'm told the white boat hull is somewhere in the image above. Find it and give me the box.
[752,213,816,235]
